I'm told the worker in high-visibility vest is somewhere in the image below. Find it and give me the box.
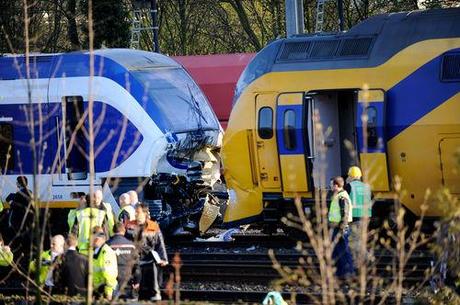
[346,166,372,218]
[92,226,118,300]
[67,195,87,232]
[117,193,135,224]
[72,194,108,255]
[94,190,115,236]
[29,235,65,288]
[0,233,13,266]
[345,166,372,257]
[329,176,354,279]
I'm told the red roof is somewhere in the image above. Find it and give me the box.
[173,53,255,129]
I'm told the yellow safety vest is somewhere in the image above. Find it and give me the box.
[329,190,352,223]
[0,246,13,266]
[76,207,106,254]
[102,202,115,236]
[67,208,77,232]
[29,250,55,285]
[93,243,118,298]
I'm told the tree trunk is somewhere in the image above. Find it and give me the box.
[226,0,261,50]
[66,0,80,50]
[179,0,187,55]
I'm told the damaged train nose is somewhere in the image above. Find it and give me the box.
[144,138,228,236]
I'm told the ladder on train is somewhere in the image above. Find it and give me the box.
[315,0,327,33]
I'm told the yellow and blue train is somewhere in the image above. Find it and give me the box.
[222,8,460,227]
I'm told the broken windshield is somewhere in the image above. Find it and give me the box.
[132,68,219,133]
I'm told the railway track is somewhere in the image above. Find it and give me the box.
[0,234,436,304]
[172,251,434,288]
[0,287,412,305]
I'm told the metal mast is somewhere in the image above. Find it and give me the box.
[315,0,326,33]
[130,0,160,52]
[285,0,305,37]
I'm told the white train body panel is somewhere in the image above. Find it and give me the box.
[0,49,222,211]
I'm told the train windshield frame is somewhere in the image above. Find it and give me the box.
[132,67,219,133]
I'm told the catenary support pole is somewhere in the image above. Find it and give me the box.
[151,0,160,52]
[285,0,305,37]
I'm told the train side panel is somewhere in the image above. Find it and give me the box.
[223,36,460,225]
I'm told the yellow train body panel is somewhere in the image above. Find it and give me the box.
[387,93,460,216]
[279,155,309,193]
[222,9,460,225]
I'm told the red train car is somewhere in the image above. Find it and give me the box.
[173,53,255,129]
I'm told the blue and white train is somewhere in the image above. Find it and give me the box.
[0,49,223,232]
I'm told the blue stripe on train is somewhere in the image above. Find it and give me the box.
[387,49,460,140]
[0,101,143,175]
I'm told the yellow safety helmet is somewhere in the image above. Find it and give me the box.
[348,166,362,179]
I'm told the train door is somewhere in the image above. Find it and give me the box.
[306,90,358,189]
[356,89,390,191]
[276,93,310,194]
[53,95,88,183]
[255,94,281,189]
[308,93,341,189]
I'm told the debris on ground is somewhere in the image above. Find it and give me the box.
[194,228,241,242]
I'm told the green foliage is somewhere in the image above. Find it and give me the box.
[79,0,131,49]
[0,0,459,55]
[0,1,24,53]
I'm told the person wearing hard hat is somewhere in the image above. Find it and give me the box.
[345,166,372,258]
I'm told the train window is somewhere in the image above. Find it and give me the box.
[63,96,87,179]
[284,110,297,150]
[258,107,273,139]
[0,124,14,170]
[441,53,460,82]
[365,106,378,148]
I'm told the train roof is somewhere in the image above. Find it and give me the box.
[274,8,460,71]
[0,49,180,76]
[0,48,184,82]
[92,49,180,69]
[235,8,460,99]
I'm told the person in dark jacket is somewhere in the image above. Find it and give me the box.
[5,176,34,252]
[125,203,168,301]
[55,234,88,296]
[107,222,140,300]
